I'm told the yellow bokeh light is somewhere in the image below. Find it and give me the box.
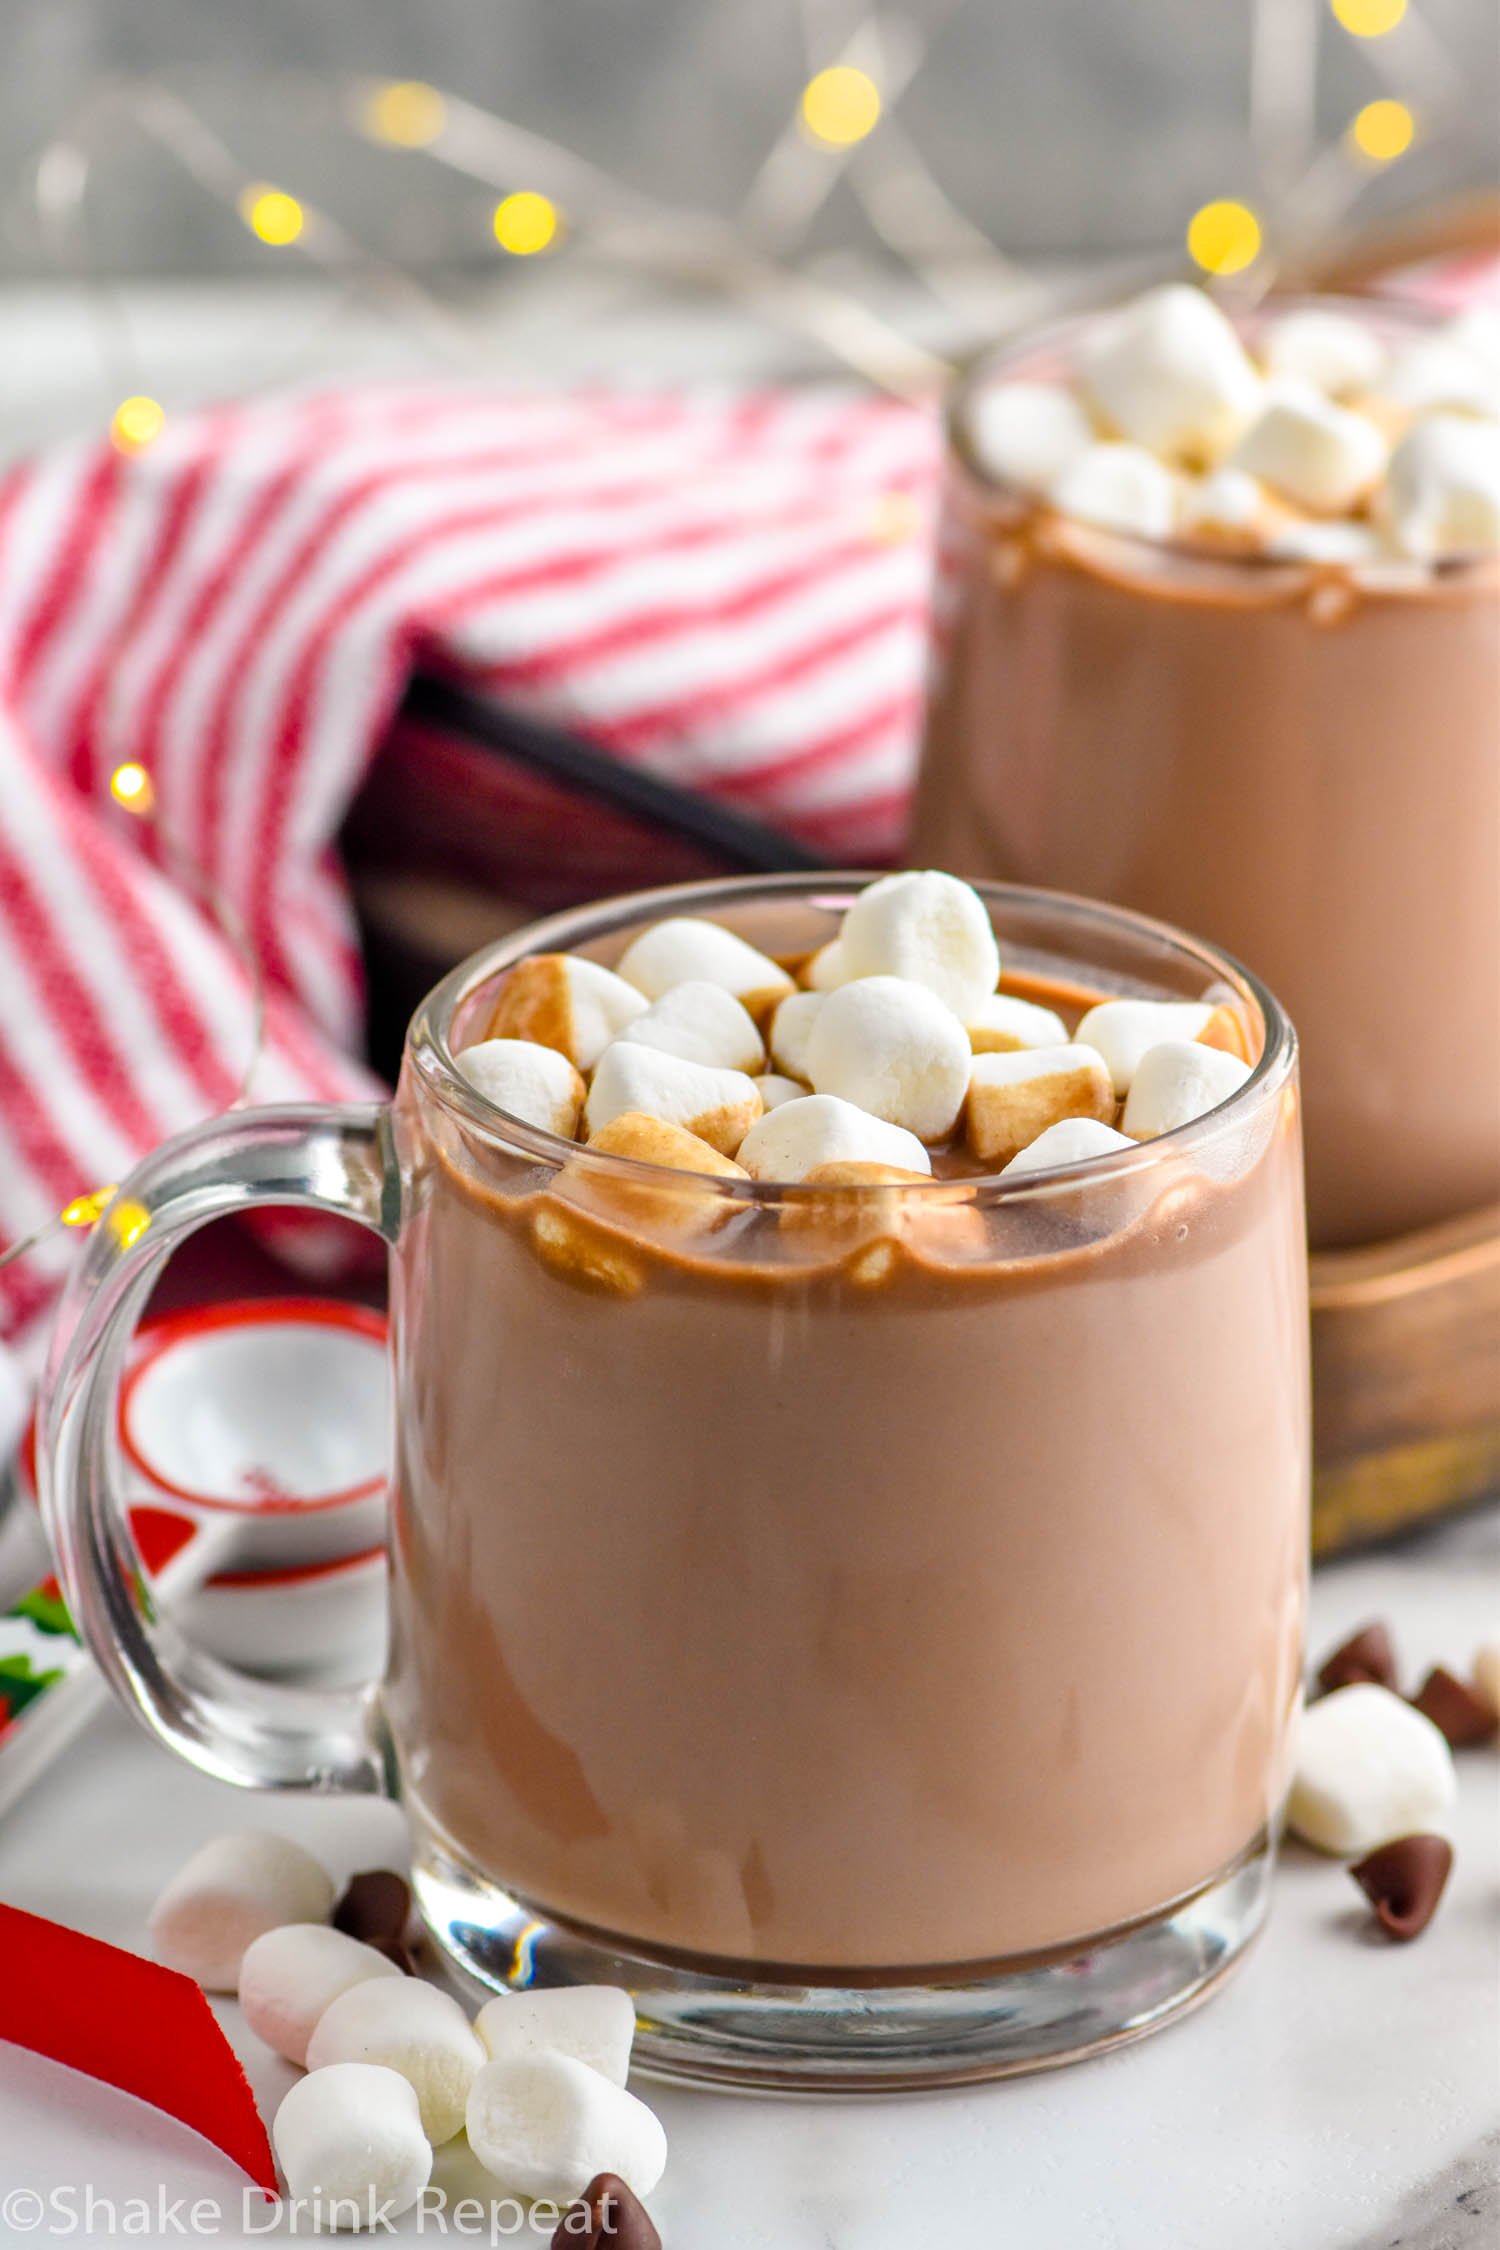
[109,396,165,454]
[109,1200,151,1250]
[240,186,306,247]
[109,762,155,814]
[1350,98,1416,161]
[1186,199,1262,276]
[1330,0,1406,34]
[492,191,561,255]
[61,1186,116,1228]
[363,79,447,147]
[800,65,882,148]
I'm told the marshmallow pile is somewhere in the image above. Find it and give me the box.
[967,285,1500,564]
[148,1833,666,2230]
[456,871,1258,1211]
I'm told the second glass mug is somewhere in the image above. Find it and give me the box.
[42,874,1309,2091]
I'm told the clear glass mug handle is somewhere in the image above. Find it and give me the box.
[38,1104,399,1794]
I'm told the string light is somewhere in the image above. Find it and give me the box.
[109,761,154,813]
[799,66,882,149]
[1186,198,1262,275]
[362,79,447,148]
[492,191,560,255]
[1350,97,1415,160]
[60,1188,115,1229]
[109,396,165,454]
[239,185,306,246]
[1330,0,1406,35]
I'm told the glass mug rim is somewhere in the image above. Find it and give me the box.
[404,869,1297,1204]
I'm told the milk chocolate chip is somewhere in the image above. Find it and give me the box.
[1411,1666,1498,1748]
[332,1869,417,1972]
[1316,1622,1398,1697]
[552,2173,661,2248]
[1349,1833,1453,1941]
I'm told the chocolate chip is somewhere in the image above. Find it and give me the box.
[1316,1621,1398,1697]
[551,2172,661,2249]
[1349,1833,1453,1941]
[1411,1666,1498,1748]
[332,1869,412,1952]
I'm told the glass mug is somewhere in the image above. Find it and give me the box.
[41,875,1309,2090]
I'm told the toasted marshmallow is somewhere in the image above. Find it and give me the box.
[967,380,1095,492]
[837,870,1000,1018]
[801,938,849,991]
[966,991,1071,1053]
[1198,1002,1256,1063]
[530,1206,642,1298]
[781,1161,985,1267]
[1229,383,1386,514]
[615,979,764,1073]
[483,953,647,1071]
[768,990,824,1080]
[1266,518,1383,566]
[1287,1683,1456,1856]
[273,2064,432,2225]
[585,1045,761,1156]
[738,1093,930,1182]
[1079,284,1262,461]
[1051,443,1177,540]
[1261,308,1385,398]
[1380,336,1500,421]
[1383,413,1500,560]
[1178,464,1267,541]
[456,1039,585,1139]
[614,916,793,1025]
[465,2053,667,2204]
[966,1043,1116,1167]
[570,1111,747,1235]
[757,1072,807,1110]
[306,1977,485,2146]
[805,975,972,1142]
[1472,1636,1500,1716]
[1000,1117,1136,1178]
[585,1111,748,1181]
[473,1986,636,2088]
[1074,1000,1216,1095]
[1121,1039,1252,1138]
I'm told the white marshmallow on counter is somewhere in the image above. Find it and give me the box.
[1383,412,1500,560]
[1380,336,1500,421]
[465,2053,666,2204]
[585,1044,761,1157]
[1287,1684,1456,1856]
[1000,1117,1136,1178]
[457,1039,585,1139]
[967,379,1095,492]
[1229,383,1386,515]
[805,976,972,1142]
[768,990,824,1081]
[484,954,647,1072]
[273,2063,432,2227]
[738,1093,931,1182]
[148,1832,334,1993]
[1073,1000,1216,1096]
[1051,443,1178,541]
[1261,308,1386,398]
[473,1986,636,2088]
[1473,1637,1500,1716]
[757,1072,807,1110]
[966,991,1070,1053]
[1079,284,1263,461]
[965,1044,1116,1168]
[614,917,793,1022]
[1178,464,1266,540]
[801,938,849,991]
[837,870,1000,1019]
[239,1923,402,2068]
[615,979,764,1074]
[1121,1039,1254,1138]
[306,1977,485,2146]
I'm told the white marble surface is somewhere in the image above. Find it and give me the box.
[0,1502,1494,2250]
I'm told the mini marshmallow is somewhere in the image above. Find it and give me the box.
[781,1161,986,1267]
[966,991,1070,1054]
[967,379,1095,492]
[568,1113,747,1236]
[584,1111,747,1180]
[465,2053,666,2204]
[585,1045,761,1157]
[615,980,764,1074]
[1261,308,1386,398]
[738,1093,931,1182]
[306,1976,485,2145]
[965,1044,1116,1167]
[1380,336,1500,421]
[1383,413,1500,560]
[239,1923,401,2068]
[837,870,1000,1019]
[1079,284,1262,461]
[1000,1117,1136,1178]
[757,1073,807,1110]
[1445,306,1500,382]
[1178,465,1266,540]
[273,2063,432,2227]
[457,1039,585,1139]
[1266,518,1383,566]
[1121,1040,1253,1139]
[473,1986,636,2088]
[1073,1000,1216,1095]
[148,1832,334,1993]
[1229,384,1386,515]
[1473,1638,1500,1716]
[801,939,849,991]
[614,917,793,1024]
[1051,443,1178,541]
[1287,1683,1456,1857]
[768,990,824,1081]
[805,976,972,1142]
[483,954,647,1072]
